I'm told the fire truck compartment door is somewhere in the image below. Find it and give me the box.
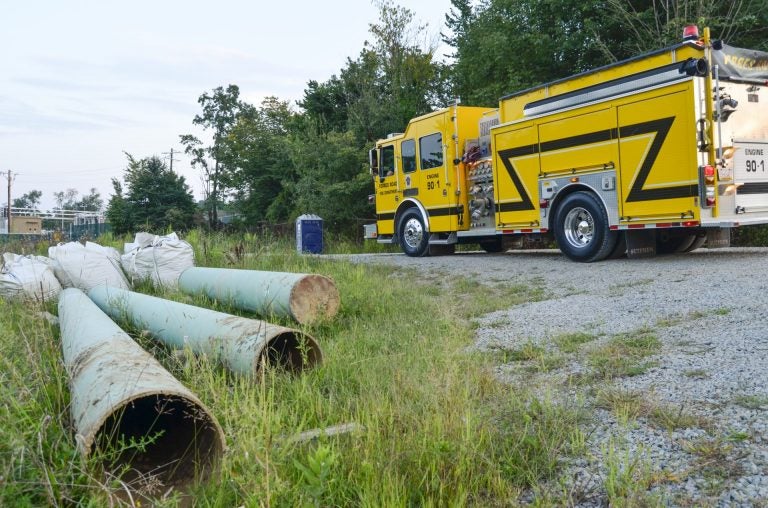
[493,124,539,227]
[617,88,698,219]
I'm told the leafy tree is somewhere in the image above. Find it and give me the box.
[299,77,349,133]
[301,1,449,144]
[52,187,103,212]
[75,188,103,212]
[444,0,768,107]
[601,0,768,54]
[290,128,371,233]
[180,84,255,227]
[223,97,296,223]
[445,0,627,106]
[287,1,447,234]
[12,190,42,210]
[105,180,132,235]
[178,2,448,236]
[53,188,79,212]
[106,154,196,234]
[349,0,449,142]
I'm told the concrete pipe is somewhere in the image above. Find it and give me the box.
[88,285,322,376]
[58,288,225,490]
[178,267,340,325]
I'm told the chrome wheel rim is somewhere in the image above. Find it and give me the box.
[563,207,594,248]
[403,218,424,249]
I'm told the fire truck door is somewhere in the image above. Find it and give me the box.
[375,143,399,235]
[493,123,540,228]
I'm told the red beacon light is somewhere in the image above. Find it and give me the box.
[703,164,716,184]
[683,25,700,41]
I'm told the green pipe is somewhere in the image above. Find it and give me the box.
[178,267,340,325]
[88,286,322,375]
[58,288,224,488]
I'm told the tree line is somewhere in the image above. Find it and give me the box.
[103,0,766,236]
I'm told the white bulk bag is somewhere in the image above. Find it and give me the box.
[0,253,62,301]
[121,232,195,288]
[48,241,130,291]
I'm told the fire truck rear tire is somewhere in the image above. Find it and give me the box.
[684,234,707,252]
[554,191,618,262]
[398,208,430,257]
[656,232,696,254]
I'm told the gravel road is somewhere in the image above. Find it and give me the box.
[346,247,768,506]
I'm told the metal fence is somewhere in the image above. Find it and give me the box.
[69,222,111,241]
[0,224,111,247]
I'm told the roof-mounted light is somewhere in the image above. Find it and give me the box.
[683,25,699,41]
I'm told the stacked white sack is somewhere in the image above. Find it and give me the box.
[48,242,130,291]
[0,253,62,301]
[121,232,195,288]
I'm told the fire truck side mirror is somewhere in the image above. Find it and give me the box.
[369,148,378,174]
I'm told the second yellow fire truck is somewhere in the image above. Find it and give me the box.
[366,27,768,261]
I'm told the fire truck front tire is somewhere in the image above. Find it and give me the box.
[554,192,618,262]
[398,208,430,257]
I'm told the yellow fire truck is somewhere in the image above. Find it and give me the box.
[366,26,768,261]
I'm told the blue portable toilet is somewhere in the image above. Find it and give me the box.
[296,214,323,254]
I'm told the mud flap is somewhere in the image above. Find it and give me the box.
[428,244,456,256]
[625,230,657,258]
[706,227,731,248]
[503,236,524,249]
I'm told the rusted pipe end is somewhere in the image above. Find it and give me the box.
[258,330,323,372]
[88,392,224,490]
[288,275,340,324]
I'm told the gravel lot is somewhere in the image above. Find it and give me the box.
[346,247,768,506]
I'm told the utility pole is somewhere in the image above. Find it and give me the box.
[0,170,13,234]
[162,148,180,172]
[7,170,10,234]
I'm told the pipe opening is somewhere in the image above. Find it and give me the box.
[94,394,222,490]
[261,332,322,371]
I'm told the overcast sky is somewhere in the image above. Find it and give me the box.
[0,0,455,210]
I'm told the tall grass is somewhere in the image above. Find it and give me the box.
[0,230,584,506]
[0,300,107,504]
